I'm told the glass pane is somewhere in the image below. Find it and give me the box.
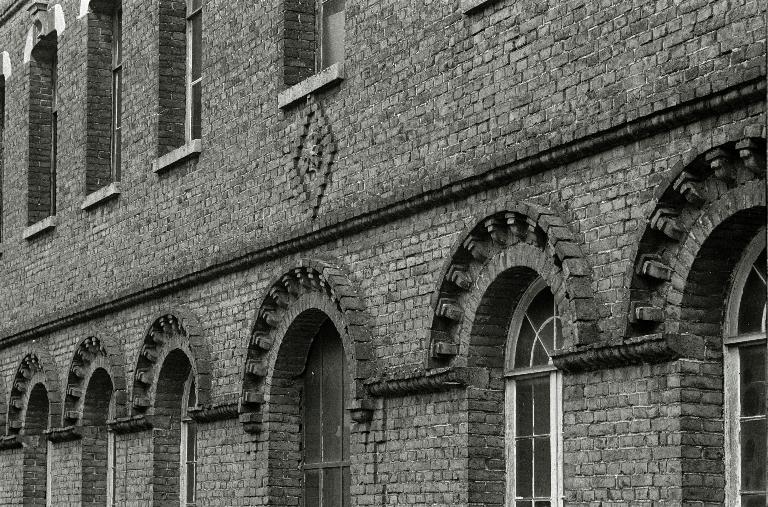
[516,437,533,498]
[304,338,323,463]
[190,13,202,81]
[516,502,532,507]
[321,0,345,68]
[537,320,555,354]
[516,380,533,437]
[534,502,551,507]
[527,289,554,329]
[113,8,122,65]
[739,249,767,334]
[741,345,766,417]
[342,466,350,507]
[191,82,202,140]
[554,317,563,350]
[113,68,122,129]
[186,464,195,502]
[742,494,766,506]
[515,318,536,369]
[186,424,196,458]
[533,436,551,496]
[323,467,342,507]
[304,469,320,507]
[321,332,344,462]
[740,418,767,492]
[533,376,550,435]
[191,0,202,11]
[531,340,549,367]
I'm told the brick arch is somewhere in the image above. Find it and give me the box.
[239,258,373,431]
[625,136,765,338]
[428,203,598,369]
[130,309,212,416]
[23,3,66,64]
[62,334,128,426]
[6,347,61,435]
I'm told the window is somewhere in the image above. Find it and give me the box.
[319,0,344,70]
[111,4,122,180]
[27,30,58,224]
[302,321,350,507]
[725,231,767,506]
[180,377,197,506]
[186,0,202,141]
[0,74,5,243]
[505,279,563,507]
[85,0,122,193]
[106,429,116,506]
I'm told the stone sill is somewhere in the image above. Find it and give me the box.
[460,0,497,14]
[23,215,56,240]
[81,181,121,210]
[278,62,344,109]
[152,139,202,173]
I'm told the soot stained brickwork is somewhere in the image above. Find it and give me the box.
[0,0,763,506]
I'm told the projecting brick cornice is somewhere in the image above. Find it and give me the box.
[366,366,489,397]
[0,77,765,348]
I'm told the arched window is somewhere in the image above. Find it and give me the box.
[724,230,767,506]
[25,383,50,506]
[80,368,113,507]
[302,319,349,507]
[180,376,197,506]
[505,278,562,507]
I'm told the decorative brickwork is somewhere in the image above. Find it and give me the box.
[429,204,599,369]
[6,349,60,436]
[626,137,767,338]
[291,95,337,218]
[130,309,211,415]
[240,258,373,431]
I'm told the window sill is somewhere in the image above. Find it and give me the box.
[81,182,121,211]
[460,0,497,13]
[23,215,56,240]
[278,62,345,109]
[152,139,202,174]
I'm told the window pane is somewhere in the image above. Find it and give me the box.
[515,318,536,369]
[342,466,350,507]
[537,320,555,354]
[739,249,767,334]
[554,317,563,350]
[531,340,549,367]
[321,332,344,462]
[190,0,202,12]
[534,502,551,507]
[323,467,342,507]
[533,436,551,497]
[526,289,554,329]
[516,381,533,437]
[740,345,766,417]
[742,494,767,506]
[186,464,195,502]
[516,437,533,498]
[740,418,767,492]
[190,13,202,81]
[186,424,196,458]
[113,8,122,65]
[304,338,323,463]
[532,377,550,435]
[321,0,345,68]
[516,502,532,507]
[191,82,202,140]
[304,469,320,507]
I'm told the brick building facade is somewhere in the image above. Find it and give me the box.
[0,0,765,505]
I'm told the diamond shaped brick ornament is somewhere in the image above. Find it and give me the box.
[292,96,337,218]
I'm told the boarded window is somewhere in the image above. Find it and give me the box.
[302,320,350,507]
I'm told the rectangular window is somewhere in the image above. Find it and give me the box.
[50,54,57,217]
[106,430,115,506]
[180,418,197,506]
[111,6,123,181]
[0,76,5,243]
[506,371,562,507]
[726,342,767,505]
[319,0,344,70]
[186,0,202,141]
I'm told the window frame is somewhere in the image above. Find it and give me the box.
[110,3,123,181]
[317,0,345,71]
[49,51,57,217]
[724,229,767,506]
[504,278,564,507]
[185,0,202,143]
[180,375,197,507]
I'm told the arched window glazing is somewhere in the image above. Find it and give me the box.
[505,279,562,507]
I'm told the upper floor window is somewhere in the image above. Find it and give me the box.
[28,29,57,224]
[85,0,122,193]
[303,320,350,507]
[505,279,563,507]
[319,0,344,70]
[725,230,767,506]
[186,0,202,141]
